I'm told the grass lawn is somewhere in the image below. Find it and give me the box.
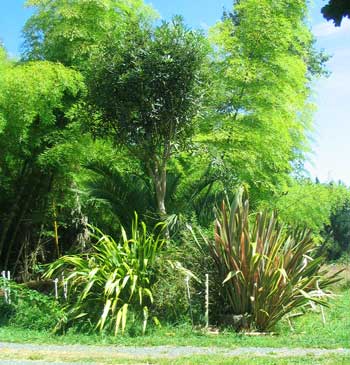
[0,286,348,350]
[0,266,348,365]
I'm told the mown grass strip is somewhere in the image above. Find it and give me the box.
[0,349,350,365]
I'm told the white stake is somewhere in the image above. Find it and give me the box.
[7,271,11,304]
[2,271,8,304]
[320,304,326,325]
[205,274,209,329]
[62,275,68,300]
[54,278,59,299]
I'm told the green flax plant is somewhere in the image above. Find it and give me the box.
[44,213,166,335]
[193,188,339,331]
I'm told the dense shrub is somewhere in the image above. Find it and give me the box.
[153,221,229,327]
[152,238,205,325]
[0,279,64,330]
[322,200,350,260]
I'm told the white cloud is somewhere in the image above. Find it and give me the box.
[199,21,209,30]
[313,18,350,38]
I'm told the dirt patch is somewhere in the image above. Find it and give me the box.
[0,342,350,362]
[325,263,350,287]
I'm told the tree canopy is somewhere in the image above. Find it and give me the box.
[199,0,320,204]
[322,0,350,26]
[23,0,157,69]
[0,50,85,272]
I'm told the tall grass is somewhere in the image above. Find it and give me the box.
[44,213,166,335]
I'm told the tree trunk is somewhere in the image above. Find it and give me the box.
[154,164,167,217]
[147,158,170,240]
[0,162,30,259]
[4,181,38,270]
[0,182,27,259]
[147,157,167,218]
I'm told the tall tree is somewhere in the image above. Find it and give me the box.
[322,0,350,26]
[202,0,324,205]
[86,18,208,217]
[0,53,85,274]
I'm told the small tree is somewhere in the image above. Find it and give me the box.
[87,17,208,217]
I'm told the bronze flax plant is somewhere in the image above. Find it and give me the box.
[200,187,339,331]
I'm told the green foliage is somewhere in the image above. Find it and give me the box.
[152,264,189,324]
[194,188,339,331]
[200,0,321,203]
[23,0,157,68]
[0,279,64,330]
[44,214,166,335]
[0,0,348,325]
[272,180,350,235]
[88,16,207,151]
[87,16,208,215]
[82,159,156,228]
[322,0,350,26]
[81,157,233,230]
[0,60,84,166]
[0,54,86,274]
[0,286,348,348]
[322,200,350,260]
[151,234,209,325]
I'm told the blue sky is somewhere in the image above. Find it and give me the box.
[0,0,349,184]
